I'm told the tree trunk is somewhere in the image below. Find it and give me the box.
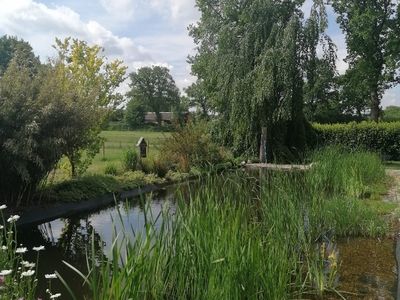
[259,127,267,163]
[370,88,380,122]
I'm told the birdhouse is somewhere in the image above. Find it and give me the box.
[136,137,148,158]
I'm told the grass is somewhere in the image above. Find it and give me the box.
[89,130,170,174]
[47,130,170,182]
[59,147,392,299]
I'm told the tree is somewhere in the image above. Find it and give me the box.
[0,35,41,76]
[185,79,209,119]
[51,38,127,177]
[189,0,332,160]
[331,0,400,121]
[125,98,146,128]
[127,66,180,126]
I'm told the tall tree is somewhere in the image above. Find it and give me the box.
[0,35,41,76]
[331,0,400,121]
[189,0,332,160]
[52,38,127,177]
[127,66,180,126]
[185,79,209,119]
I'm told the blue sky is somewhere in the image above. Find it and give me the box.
[0,0,398,106]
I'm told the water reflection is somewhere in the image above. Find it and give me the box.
[18,185,182,299]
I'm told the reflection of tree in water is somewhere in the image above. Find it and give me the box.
[56,218,105,263]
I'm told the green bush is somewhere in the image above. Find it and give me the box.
[139,155,171,177]
[313,121,400,160]
[123,149,139,171]
[44,175,120,202]
[161,121,228,172]
[104,163,118,176]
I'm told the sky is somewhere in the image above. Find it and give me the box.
[0,0,398,107]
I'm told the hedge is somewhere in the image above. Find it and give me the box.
[312,121,400,160]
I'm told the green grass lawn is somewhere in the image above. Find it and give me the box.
[48,130,170,182]
[88,130,170,174]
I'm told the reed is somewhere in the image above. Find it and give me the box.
[60,148,389,299]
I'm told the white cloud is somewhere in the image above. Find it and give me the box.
[149,0,199,22]
[0,0,152,64]
[382,87,400,107]
[100,0,136,20]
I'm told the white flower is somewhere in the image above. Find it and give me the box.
[15,247,27,254]
[21,270,35,277]
[1,246,7,251]
[32,245,45,251]
[0,270,12,276]
[7,215,20,223]
[45,273,57,279]
[0,205,7,210]
[0,226,4,230]
[21,261,35,268]
[50,293,62,299]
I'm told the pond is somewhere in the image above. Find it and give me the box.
[18,174,398,299]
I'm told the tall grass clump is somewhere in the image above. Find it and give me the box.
[123,149,138,171]
[61,148,389,299]
[308,146,385,198]
[62,173,349,299]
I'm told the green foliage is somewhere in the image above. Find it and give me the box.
[124,98,146,129]
[308,147,386,198]
[104,163,118,176]
[139,155,170,177]
[0,56,65,203]
[62,151,389,298]
[185,79,209,119]
[165,170,191,182]
[331,0,400,120]
[189,1,332,158]
[0,35,40,76]
[118,171,164,190]
[52,38,127,177]
[122,149,138,171]
[127,66,180,126]
[45,175,121,202]
[313,122,400,160]
[161,122,227,172]
[383,106,400,122]
[0,212,43,299]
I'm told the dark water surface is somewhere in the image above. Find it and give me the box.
[18,183,185,299]
[18,178,398,299]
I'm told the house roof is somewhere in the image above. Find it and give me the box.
[136,137,147,147]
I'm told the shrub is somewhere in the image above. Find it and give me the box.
[312,121,400,160]
[118,171,164,190]
[104,163,118,176]
[138,155,171,177]
[44,175,120,202]
[161,121,227,172]
[165,170,191,182]
[123,149,139,171]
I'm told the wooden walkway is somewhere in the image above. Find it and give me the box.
[245,163,313,171]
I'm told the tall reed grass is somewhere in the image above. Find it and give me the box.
[60,148,389,299]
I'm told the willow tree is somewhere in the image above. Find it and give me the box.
[190,0,333,161]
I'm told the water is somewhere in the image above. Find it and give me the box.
[18,184,185,299]
[17,177,398,299]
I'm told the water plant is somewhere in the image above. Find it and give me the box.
[58,148,389,299]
